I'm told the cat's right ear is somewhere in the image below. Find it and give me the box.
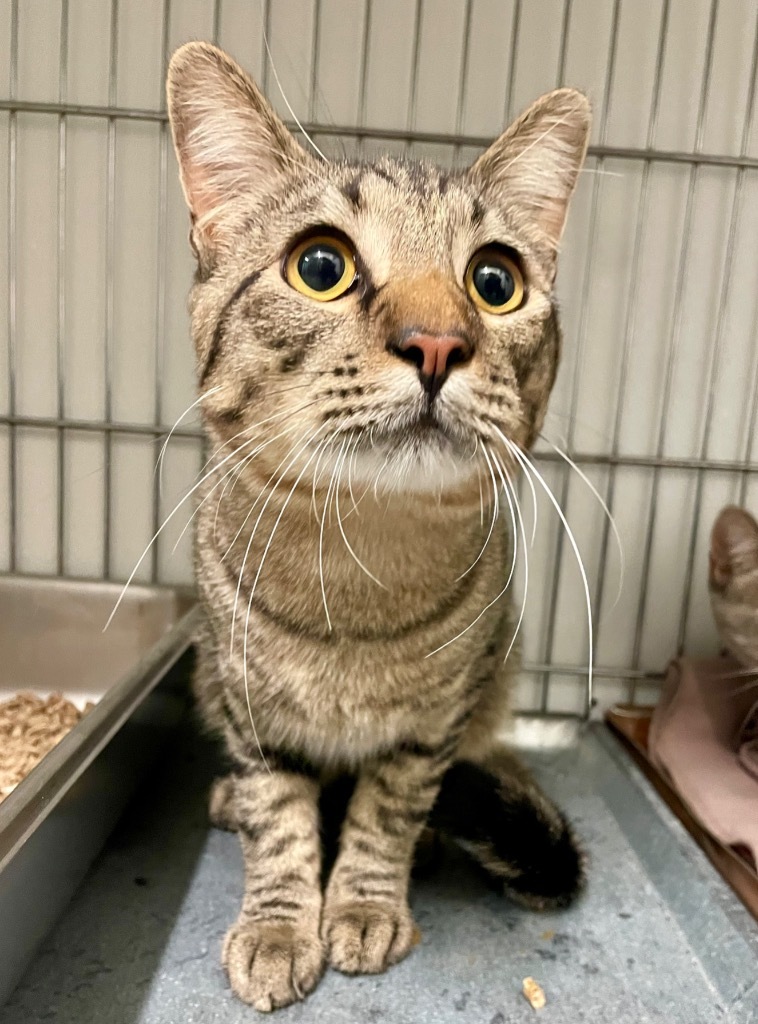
[167,42,314,251]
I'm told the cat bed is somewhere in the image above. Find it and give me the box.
[606,656,758,922]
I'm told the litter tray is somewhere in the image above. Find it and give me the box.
[0,575,198,1004]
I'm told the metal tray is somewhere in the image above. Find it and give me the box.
[0,575,198,1005]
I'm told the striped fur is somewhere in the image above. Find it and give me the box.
[168,42,590,1012]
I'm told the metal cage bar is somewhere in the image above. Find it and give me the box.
[2,0,758,717]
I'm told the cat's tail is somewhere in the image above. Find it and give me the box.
[428,749,586,910]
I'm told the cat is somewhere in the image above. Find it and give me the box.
[166,41,591,1012]
[709,506,758,669]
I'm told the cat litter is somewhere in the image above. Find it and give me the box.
[0,693,91,801]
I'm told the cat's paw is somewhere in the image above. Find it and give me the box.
[222,921,325,1011]
[322,900,417,975]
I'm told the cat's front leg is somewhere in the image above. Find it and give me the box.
[322,739,455,975]
[222,759,325,1011]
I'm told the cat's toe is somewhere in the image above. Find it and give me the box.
[223,921,325,1010]
[323,900,417,975]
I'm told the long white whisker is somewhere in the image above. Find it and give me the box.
[229,427,324,657]
[346,433,362,517]
[155,386,222,496]
[200,399,317,475]
[171,422,302,556]
[457,447,499,581]
[334,438,387,589]
[241,436,330,773]
[105,426,279,631]
[318,439,343,630]
[222,427,316,562]
[490,448,529,666]
[508,440,594,711]
[539,432,625,608]
[261,20,327,162]
[425,447,519,659]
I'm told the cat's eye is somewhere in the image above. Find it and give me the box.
[285,234,357,302]
[465,247,524,314]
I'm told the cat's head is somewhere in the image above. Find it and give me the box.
[167,42,590,494]
[709,506,758,665]
[710,507,758,597]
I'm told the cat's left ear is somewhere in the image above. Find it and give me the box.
[467,88,591,255]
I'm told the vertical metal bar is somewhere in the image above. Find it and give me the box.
[212,0,221,45]
[56,0,70,576]
[103,0,119,579]
[504,0,521,124]
[405,0,424,154]
[629,0,720,701]
[556,0,572,87]
[676,8,758,651]
[151,0,171,584]
[6,0,18,572]
[738,305,758,506]
[452,0,474,168]
[591,0,671,699]
[309,0,321,124]
[356,0,372,158]
[261,0,271,97]
[538,0,621,715]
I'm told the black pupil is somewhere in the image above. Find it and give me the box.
[298,244,345,292]
[473,260,515,307]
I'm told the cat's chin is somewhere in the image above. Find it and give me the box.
[349,423,481,496]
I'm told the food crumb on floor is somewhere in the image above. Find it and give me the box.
[522,976,547,1011]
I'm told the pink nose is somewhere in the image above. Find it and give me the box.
[390,332,473,397]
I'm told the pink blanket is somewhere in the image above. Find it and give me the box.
[649,656,758,869]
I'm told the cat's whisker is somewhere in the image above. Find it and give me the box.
[200,398,317,475]
[105,425,282,632]
[224,427,317,572]
[240,435,332,774]
[259,18,327,163]
[319,438,344,631]
[538,431,625,608]
[457,447,499,582]
[490,448,529,665]
[506,440,594,706]
[230,426,328,658]
[155,385,222,496]
[424,446,519,659]
[169,421,302,555]
[334,438,388,590]
[345,432,363,518]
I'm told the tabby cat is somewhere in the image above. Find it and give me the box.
[709,506,758,668]
[167,42,591,1011]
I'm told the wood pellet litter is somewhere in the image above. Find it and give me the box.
[0,692,92,801]
[522,977,547,1011]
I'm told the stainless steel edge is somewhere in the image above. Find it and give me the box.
[0,604,201,872]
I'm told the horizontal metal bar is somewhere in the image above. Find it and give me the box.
[522,661,663,682]
[2,414,757,474]
[0,98,756,171]
[0,414,203,441]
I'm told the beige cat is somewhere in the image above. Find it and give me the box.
[167,42,591,1012]
[709,506,758,668]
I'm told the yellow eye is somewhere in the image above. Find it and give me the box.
[284,233,357,302]
[465,247,524,314]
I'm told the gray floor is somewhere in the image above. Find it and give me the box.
[3,725,757,1024]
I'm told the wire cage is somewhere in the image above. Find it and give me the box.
[1,0,758,720]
